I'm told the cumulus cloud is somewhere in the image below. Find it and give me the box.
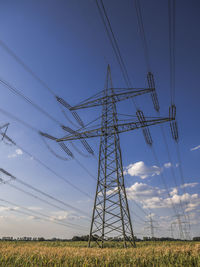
[28,206,43,211]
[50,211,84,221]
[8,149,23,158]
[166,193,198,206]
[126,182,163,201]
[180,182,198,188]
[170,188,178,196]
[126,182,200,212]
[124,161,161,179]
[0,206,19,212]
[190,145,200,151]
[185,202,200,212]
[164,162,172,168]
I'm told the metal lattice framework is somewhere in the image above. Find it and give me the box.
[0,123,9,141]
[56,65,176,248]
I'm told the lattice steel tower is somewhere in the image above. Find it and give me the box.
[56,65,176,248]
[88,66,135,248]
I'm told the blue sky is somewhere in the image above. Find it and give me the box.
[0,0,199,239]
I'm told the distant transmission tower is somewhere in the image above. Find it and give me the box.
[0,123,9,140]
[56,65,176,248]
[145,214,158,240]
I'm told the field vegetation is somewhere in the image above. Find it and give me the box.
[0,241,199,266]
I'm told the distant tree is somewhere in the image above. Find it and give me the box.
[38,237,45,241]
[193,237,200,241]
[143,237,150,241]
[72,235,89,241]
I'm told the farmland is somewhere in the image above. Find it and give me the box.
[0,241,199,266]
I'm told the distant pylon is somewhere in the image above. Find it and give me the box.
[0,123,9,141]
[150,214,155,240]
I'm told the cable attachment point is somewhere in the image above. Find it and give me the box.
[56,96,84,127]
[62,126,94,155]
[169,104,178,142]
[147,72,160,112]
[39,131,57,140]
[59,142,74,158]
[136,109,153,146]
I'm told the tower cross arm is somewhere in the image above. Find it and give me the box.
[56,116,174,142]
[70,88,153,110]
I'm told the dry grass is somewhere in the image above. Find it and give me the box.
[0,241,199,266]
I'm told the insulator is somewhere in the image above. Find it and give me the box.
[62,126,80,136]
[59,142,74,158]
[147,72,160,112]
[142,128,153,146]
[56,96,84,127]
[136,110,145,126]
[70,142,92,158]
[62,126,94,155]
[170,121,179,142]
[40,135,70,161]
[81,139,94,155]
[71,112,84,127]
[136,109,153,146]
[169,105,179,142]
[0,168,13,177]
[56,96,71,109]
[39,131,57,141]
[151,91,160,112]
[169,104,176,120]
[147,72,155,89]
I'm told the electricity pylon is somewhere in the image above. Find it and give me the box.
[144,214,159,240]
[0,123,9,141]
[56,65,176,248]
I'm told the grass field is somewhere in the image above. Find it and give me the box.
[0,241,199,266]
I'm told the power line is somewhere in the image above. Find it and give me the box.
[0,198,87,231]
[96,1,180,225]
[0,106,97,181]
[168,0,176,105]
[134,0,150,71]
[0,39,92,149]
[97,0,132,87]
[133,0,188,238]
[95,0,180,227]
[0,77,61,125]
[0,128,92,199]
[0,171,90,220]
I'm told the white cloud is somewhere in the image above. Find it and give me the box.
[190,145,200,151]
[49,211,84,221]
[8,149,23,158]
[166,193,198,206]
[126,182,200,212]
[16,149,23,155]
[28,206,43,211]
[170,188,178,196]
[180,182,198,189]
[146,213,155,219]
[0,206,19,212]
[164,162,172,168]
[126,182,163,201]
[124,161,161,179]
[185,202,199,212]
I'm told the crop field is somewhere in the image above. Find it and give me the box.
[0,241,199,266]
